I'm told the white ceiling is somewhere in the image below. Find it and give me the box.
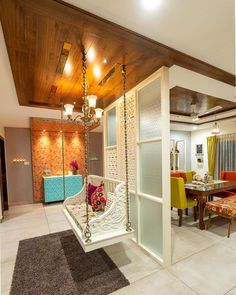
[64,0,235,74]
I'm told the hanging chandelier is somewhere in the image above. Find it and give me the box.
[64,96,103,125]
[212,121,220,135]
[63,47,103,125]
[211,112,220,135]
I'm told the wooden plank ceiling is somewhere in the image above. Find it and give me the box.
[0,0,235,111]
[170,86,236,118]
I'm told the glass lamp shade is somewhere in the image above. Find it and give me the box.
[95,108,103,119]
[64,104,74,116]
[87,95,97,108]
[212,122,220,135]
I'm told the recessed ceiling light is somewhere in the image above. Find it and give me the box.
[103,59,107,64]
[93,65,101,79]
[64,61,72,74]
[141,0,162,11]
[87,47,96,62]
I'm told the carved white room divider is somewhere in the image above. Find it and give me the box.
[104,67,171,266]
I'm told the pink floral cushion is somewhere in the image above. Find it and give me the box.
[91,182,106,211]
[88,183,97,205]
[206,195,236,218]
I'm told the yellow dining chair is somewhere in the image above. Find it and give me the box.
[184,171,196,183]
[171,177,198,226]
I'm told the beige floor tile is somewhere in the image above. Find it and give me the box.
[106,244,162,283]
[0,215,48,233]
[48,220,71,233]
[0,225,49,244]
[169,243,236,295]
[111,269,196,295]
[45,210,67,224]
[171,225,218,263]
[205,216,236,238]
[43,203,63,214]
[104,239,137,256]
[1,260,15,294]
[1,241,18,264]
[219,229,236,252]
[225,286,236,294]
[4,204,43,216]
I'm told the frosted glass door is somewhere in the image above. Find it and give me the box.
[107,107,116,146]
[140,198,163,256]
[137,70,170,263]
[138,78,161,140]
[139,141,162,197]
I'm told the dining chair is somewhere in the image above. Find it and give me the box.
[213,171,236,199]
[184,171,196,182]
[171,177,198,226]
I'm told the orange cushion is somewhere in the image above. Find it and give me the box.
[206,195,236,218]
[221,171,236,181]
[170,172,186,181]
[171,172,182,178]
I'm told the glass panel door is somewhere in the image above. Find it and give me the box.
[137,68,170,264]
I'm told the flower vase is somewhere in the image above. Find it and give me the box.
[72,169,78,175]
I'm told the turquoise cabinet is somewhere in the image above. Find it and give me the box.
[43,175,83,203]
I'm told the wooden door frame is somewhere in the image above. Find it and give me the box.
[0,136,8,216]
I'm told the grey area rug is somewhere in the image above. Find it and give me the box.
[10,230,129,295]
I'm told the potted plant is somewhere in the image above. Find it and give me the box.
[70,160,79,175]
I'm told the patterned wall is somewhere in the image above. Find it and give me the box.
[119,94,136,190]
[31,118,85,202]
[106,147,118,179]
[104,94,136,189]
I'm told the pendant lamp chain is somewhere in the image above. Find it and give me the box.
[82,47,91,243]
[122,65,132,232]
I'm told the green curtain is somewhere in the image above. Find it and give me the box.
[207,136,217,177]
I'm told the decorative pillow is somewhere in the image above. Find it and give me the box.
[88,183,97,205]
[91,182,106,211]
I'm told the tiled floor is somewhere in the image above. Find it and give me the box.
[1,204,236,295]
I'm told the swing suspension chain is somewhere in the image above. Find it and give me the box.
[122,65,132,232]
[82,48,91,242]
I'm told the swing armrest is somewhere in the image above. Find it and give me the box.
[63,184,86,207]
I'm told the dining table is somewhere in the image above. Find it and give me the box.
[185,180,236,230]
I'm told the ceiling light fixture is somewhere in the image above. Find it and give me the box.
[87,47,95,62]
[64,95,103,125]
[63,49,103,126]
[211,112,220,135]
[93,65,101,79]
[64,61,72,74]
[212,122,220,135]
[141,0,162,11]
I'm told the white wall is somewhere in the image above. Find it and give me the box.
[191,123,236,177]
[170,130,191,170]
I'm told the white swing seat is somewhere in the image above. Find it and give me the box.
[63,175,134,252]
